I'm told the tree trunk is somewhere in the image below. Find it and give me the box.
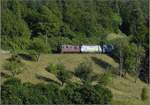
[135,44,141,83]
[61,82,64,86]
[45,34,48,46]
[135,72,137,83]
[123,70,127,78]
[119,49,123,78]
[37,54,40,62]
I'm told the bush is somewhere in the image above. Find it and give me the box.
[45,63,71,86]
[78,83,112,104]
[28,50,38,61]
[141,87,149,101]
[62,82,112,104]
[98,71,113,85]
[62,83,83,104]
[94,84,113,104]
[75,61,95,82]
[45,63,57,75]
[1,78,23,104]
[18,50,38,61]
[1,78,113,104]
[56,70,71,86]
[28,38,51,61]
[45,63,65,74]
[79,83,100,104]
[2,95,23,105]
[8,54,22,63]
[3,55,25,76]
[29,38,49,53]
[56,63,65,71]
[3,77,21,85]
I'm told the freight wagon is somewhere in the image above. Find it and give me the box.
[60,44,114,53]
[81,45,102,53]
[60,45,80,53]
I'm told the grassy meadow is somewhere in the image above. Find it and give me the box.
[0,52,149,105]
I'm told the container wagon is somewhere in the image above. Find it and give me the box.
[80,45,102,53]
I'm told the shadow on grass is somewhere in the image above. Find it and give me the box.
[1,72,10,78]
[0,71,11,78]
[91,56,112,70]
[36,74,61,85]
[18,53,33,61]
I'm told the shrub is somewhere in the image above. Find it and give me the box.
[28,38,51,61]
[1,78,113,104]
[56,70,71,86]
[3,61,24,76]
[29,38,49,53]
[141,87,149,101]
[19,50,38,61]
[94,84,113,104]
[3,77,21,85]
[45,63,65,74]
[78,83,113,104]
[56,63,65,71]
[17,51,37,61]
[45,63,57,75]
[2,95,22,105]
[75,61,95,82]
[79,83,100,104]
[3,55,25,76]
[1,78,23,104]
[98,71,113,85]
[46,63,71,86]
[8,54,22,63]
[28,50,38,61]
[62,83,83,104]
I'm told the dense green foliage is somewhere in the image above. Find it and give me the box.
[46,63,71,84]
[75,61,93,81]
[2,0,148,51]
[141,87,149,101]
[1,77,112,104]
[1,0,149,83]
[98,70,113,86]
[28,38,50,61]
[56,65,71,85]
[1,0,149,99]
[75,61,99,83]
[3,55,25,76]
[46,63,58,74]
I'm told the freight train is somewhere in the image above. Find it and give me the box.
[59,44,114,53]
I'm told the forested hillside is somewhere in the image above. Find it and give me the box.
[1,0,149,83]
[1,0,149,104]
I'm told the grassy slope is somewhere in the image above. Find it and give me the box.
[0,52,149,105]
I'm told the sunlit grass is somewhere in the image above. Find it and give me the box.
[0,52,149,105]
